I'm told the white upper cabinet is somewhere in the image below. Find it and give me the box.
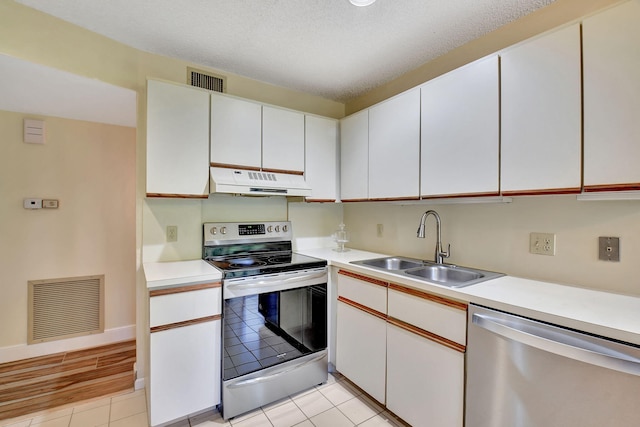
[340,110,369,201]
[262,105,305,173]
[210,93,262,170]
[211,94,306,175]
[368,88,421,200]
[583,1,640,191]
[500,24,582,195]
[420,55,499,197]
[146,79,210,198]
[305,115,338,201]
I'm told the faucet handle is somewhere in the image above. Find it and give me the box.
[441,243,451,259]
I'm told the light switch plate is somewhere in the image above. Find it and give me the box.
[530,232,556,256]
[598,236,620,262]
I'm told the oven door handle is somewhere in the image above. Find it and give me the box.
[227,352,327,388]
[225,269,327,291]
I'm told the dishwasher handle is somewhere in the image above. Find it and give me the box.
[472,312,640,377]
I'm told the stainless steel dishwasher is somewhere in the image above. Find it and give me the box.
[465,304,640,427]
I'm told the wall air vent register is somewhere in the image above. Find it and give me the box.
[28,275,104,344]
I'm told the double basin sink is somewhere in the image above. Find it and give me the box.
[350,256,503,288]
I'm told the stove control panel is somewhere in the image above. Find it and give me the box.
[204,221,292,245]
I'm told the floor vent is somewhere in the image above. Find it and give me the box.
[188,67,226,93]
[28,275,104,344]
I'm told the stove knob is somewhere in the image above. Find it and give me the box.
[267,226,273,233]
[209,227,217,235]
[275,225,280,232]
[220,227,227,235]
[282,225,288,232]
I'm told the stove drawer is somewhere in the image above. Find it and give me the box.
[150,282,221,328]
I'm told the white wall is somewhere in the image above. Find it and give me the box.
[0,111,136,359]
[344,195,640,295]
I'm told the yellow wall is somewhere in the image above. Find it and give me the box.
[0,111,136,349]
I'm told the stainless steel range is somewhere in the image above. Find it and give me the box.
[203,221,328,420]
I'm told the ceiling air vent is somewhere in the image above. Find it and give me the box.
[188,67,226,93]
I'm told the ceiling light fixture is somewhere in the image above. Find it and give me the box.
[350,0,376,6]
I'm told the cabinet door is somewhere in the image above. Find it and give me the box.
[369,88,420,200]
[386,323,464,427]
[149,320,221,426]
[210,93,262,170]
[583,1,640,191]
[146,79,210,197]
[262,105,305,173]
[421,56,499,197]
[500,24,581,195]
[336,300,386,404]
[305,115,338,201]
[340,110,369,201]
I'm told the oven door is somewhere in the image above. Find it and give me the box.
[221,267,328,419]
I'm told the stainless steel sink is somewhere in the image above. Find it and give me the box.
[350,256,503,288]
[352,256,425,270]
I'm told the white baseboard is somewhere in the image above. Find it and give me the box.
[134,378,145,390]
[0,324,136,364]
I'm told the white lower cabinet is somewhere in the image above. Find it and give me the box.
[336,300,387,404]
[148,284,222,426]
[149,320,221,426]
[386,323,464,427]
[336,271,388,404]
[335,270,467,425]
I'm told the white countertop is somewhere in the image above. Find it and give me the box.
[299,247,640,346]
[141,249,640,346]
[143,259,222,290]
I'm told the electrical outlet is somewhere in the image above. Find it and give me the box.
[377,224,384,238]
[530,232,556,256]
[166,225,178,242]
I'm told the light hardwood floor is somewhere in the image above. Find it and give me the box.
[0,340,135,420]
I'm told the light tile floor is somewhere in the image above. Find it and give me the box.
[1,373,408,427]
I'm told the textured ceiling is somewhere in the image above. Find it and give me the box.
[15,0,556,102]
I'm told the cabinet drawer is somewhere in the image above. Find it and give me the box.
[387,284,467,346]
[150,284,221,328]
[337,270,387,314]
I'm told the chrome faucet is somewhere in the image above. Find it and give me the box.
[417,210,451,264]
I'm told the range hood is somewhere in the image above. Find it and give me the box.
[210,167,312,197]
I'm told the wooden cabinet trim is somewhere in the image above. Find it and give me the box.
[150,314,221,333]
[388,283,467,311]
[388,316,465,353]
[149,282,221,297]
[305,199,337,203]
[420,191,500,199]
[210,163,261,172]
[338,296,387,321]
[583,183,640,192]
[146,193,209,199]
[339,199,370,203]
[261,168,304,176]
[338,270,388,288]
[368,197,420,202]
[501,187,581,196]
